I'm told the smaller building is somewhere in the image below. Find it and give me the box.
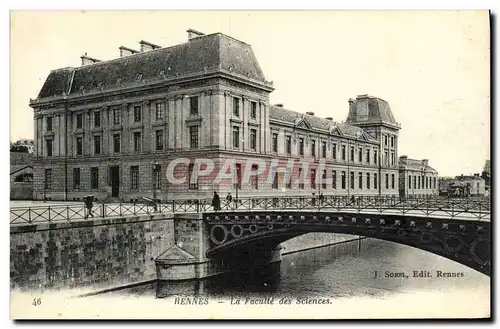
[398,156,439,198]
[10,165,33,200]
[10,151,34,200]
[439,174,486,197]
[11,139,34,154]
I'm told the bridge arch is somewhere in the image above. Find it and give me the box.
[204,211,490,276]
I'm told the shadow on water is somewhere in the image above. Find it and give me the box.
[108,238,489,300]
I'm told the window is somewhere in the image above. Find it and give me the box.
[188,163,198,189]
[155,102,164,120]
[94,111,101,127]
[391,174,395,189]
[332,171,337,189]
[190,96,199,116]
[414,176,417,189]
[76,113,83,129]
[113,134,121,153]
[350,146,355,162]
[113,108,121,125]
[76,137,83,156]
[272,169,279,189]
[310,169,316,189]
[374,173,378,189]
[153,165,161,189]
[286,168,292,189]
[156,130,164,151]
[44,169,52,189]
[232,126,240,148]
[350,172,355,190]
[358,172,363,189]
[94,135,101,155]
[332,143,337,159]
[322,170,327,189]
[233,97,240,117]
[425,177,428,189]
[384,135,388,146]
[342,145,346,160]
[341,171,346,189]
[367,173,371,189]
[250,129,257,151]
[91,167,99,189]
[322,142,327,158]
[391,136,394,148]
[299,168,304,189]
[311,140,316,157]
[134,106,142,122]
[418,176,421,189]
[235,164,242,190]
[366,149,370,163]
[299,138,304,156]
[434,177,437,189]
[251,165,259,189]
[409,175,412,189]
[384,151,388,166]
[358,148,362,162]
[391,152,395,166]
[133,132,141,152]
[190,126,199,149]
[286,136,292,154]
[251,101,257,119]
[272,133,278,152]
[130,166,139,190]
[46,117,52,132]
[385,174,389,189]
[73,168,80,189]
[374,150,378,165]
[46,139,53,157]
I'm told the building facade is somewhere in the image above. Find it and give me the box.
[30,29,401,202]
[398,156,439,198]
[440,174,486,197]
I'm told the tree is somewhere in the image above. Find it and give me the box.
[10,144,29,153]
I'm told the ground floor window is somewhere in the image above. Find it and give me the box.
[130,166,139,190]
[91,167,99,189]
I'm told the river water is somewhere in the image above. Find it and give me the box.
[111,238,490,305]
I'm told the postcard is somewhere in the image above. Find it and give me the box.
[9,10,491,319]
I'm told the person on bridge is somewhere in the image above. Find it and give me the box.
[212,191,221,211]
[319,193,325,205]
[226,192,233,209]
[84,196,95,219]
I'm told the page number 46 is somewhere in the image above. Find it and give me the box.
[32,298,42,306]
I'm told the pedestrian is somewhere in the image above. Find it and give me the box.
[226,192,233,209]
[212,191,221,211]
[84,196,94,219]
[319,193,325,205]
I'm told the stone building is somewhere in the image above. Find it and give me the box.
[30,29,400,202]
[398,156,439,198]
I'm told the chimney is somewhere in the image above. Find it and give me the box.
[275,104,284,107]
[325,117,333,121]
[80,54,100,66]
[139,40,161,52]
[119,46,139,57]
[399,155,408,164]
[306,112,315,116]
[422,159,429,167]
[187,29,205,41]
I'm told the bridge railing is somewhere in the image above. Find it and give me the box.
[10,195,490,225]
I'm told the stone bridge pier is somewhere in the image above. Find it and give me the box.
[155,213,282,281]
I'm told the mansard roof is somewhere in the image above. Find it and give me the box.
[36,32,271,100]
[346,94,399,127]
[269,105,378,142]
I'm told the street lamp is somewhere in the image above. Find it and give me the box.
[152,160,160,210]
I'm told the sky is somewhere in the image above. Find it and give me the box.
[9,11,490,177]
